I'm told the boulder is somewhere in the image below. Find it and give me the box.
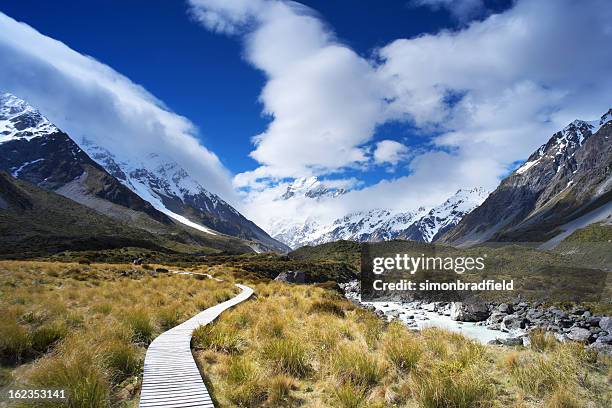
[500,336,523,346]
[599,316,612,332]
[450,301,490,322]
[274,270,306,284]
[498,303,513,313]
[567,327,591,343]
[595,334,612,344]
[501,314,527,331]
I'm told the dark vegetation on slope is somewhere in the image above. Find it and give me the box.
[0,173,260,259]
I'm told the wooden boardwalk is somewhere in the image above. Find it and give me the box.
[139,282,253,408]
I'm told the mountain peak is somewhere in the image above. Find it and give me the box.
[0,93,58,143]
[280,176,346,200]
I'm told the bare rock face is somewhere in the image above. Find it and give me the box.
[441,110,612,246]
[274,271,307,284]
[450,301,490,322]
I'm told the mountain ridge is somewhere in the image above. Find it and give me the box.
[441,108,612,246]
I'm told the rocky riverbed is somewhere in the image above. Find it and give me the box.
[340,281,612,354]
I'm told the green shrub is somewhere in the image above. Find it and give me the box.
[331,344,383,388]
[156,307,180,331]
[333,383,367,408]
[529,329,558,352]
[412,364,494,408]
[27,349,110,408]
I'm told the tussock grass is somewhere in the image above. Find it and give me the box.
[262,337,310,377]
[308,299,346,317]
[0,260,238,406]
[194,280,611,408]
[529,328,558,352]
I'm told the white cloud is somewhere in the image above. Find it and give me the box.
[189,0,388,188]
[373,140,409,165]
[0,12,237,203]
[190,0,612,231]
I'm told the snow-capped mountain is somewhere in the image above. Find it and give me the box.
[280,176,346,200]
[270,188,488,249]
[0,93,168,224]
[0,93,288,252]
[79,139,287,252]
[400,187,489,242]
[0,93,58,143]
[442,109,612,246]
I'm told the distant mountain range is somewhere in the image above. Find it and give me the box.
[1,92,609,256]
[271,109,612,250]
[270,177,489,248]
[0,93,289,255]
[441,109,612,246]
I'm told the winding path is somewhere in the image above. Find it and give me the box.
[139,279,253,408]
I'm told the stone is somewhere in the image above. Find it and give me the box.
[501,314,527,331]
[498,303,513,313]
[274,270,306,284]
[500,336,523,346]
[567,327,591,342]
[450,301,490,322]
[599,316,612,332]
[522,336,532,347]
[595,334,612,344]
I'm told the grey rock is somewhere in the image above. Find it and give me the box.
[588,342,612,356]
[522,336,532,347]
[500,336,523,346]
[596,334,612,344]
[498,303,513,313]
[274,270,306,283]
[501,314,527,331]
[450,301,490,322]
[599,316,612,332]
[567,327,591,342]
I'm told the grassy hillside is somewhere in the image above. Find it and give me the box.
[553,222,612,271]
[289,240,361,268]
[0,173,258,259]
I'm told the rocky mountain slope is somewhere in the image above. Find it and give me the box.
[0,172,259,258]
[0,93,288,253]
[441,109,612,246]
[270,182,488,249]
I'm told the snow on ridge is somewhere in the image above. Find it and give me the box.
[271,188,487,249]
[0,93,58,144]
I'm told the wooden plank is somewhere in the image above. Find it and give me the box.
[139,282,253,408]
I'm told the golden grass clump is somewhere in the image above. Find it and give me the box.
[0,260,239,406]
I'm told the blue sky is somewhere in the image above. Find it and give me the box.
[0,0,509,181]
[1,0,610,228]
